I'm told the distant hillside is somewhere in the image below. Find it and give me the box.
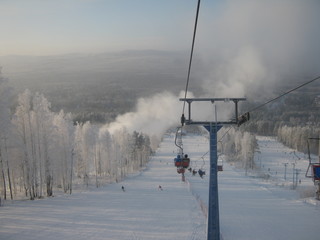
[0,50,203,123]
[242,79,320,137]
[1,50,319,125]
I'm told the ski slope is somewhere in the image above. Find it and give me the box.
[0,134,206,240]
[1,134,320,240]
[183,134,320,240]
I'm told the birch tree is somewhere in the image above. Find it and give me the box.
[53,110,75,193]
[220,128,257,169]
[74,121,96,186]
[12,89,35,199]
[0,69,13,200]
[32,92,56,197]
[98,128,114,180]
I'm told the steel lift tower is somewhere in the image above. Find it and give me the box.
[180,98,247,240]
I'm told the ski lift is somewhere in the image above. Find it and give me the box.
[237,112,250,126]
[198,157,206,178]
[181,154,190,168]
[174,154,190,169]
[313,165,320,181]
[174,155,182,167]
[198,169,205,178]
[305,139,320,182]
[217,141,224,171]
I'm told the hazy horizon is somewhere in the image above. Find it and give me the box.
[1,0,320,105]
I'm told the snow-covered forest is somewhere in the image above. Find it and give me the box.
[218,128,257,169]
[0,71,155,201]
[277,125,320,155]
[220,125,320,169]
[2,64,320,203]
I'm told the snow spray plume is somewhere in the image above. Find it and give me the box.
[100,91,196,146]
[197,0,320,100]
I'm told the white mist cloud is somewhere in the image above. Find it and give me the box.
[104,91,184,137]
[202,46,265,98]
[102,88,239,139]
[198,0,320,99]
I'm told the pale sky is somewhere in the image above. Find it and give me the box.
[0,0,221,56]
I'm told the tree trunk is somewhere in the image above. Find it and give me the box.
[70,149,74,195]
[3,138,13,200]
[0,149,7,200]
[46,174,53,196]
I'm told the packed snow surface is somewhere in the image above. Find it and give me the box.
[1,134,320,240]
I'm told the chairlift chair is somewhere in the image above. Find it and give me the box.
[313,165,320,181]
[305,140,320,182]
[174,155,182,167]
[181,154,190,168]
[197,157,206,178]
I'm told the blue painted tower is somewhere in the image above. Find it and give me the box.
[179,98,246,240]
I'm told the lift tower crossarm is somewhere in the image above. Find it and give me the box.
[179,97,246,126]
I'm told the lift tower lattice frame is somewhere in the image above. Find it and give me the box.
[179,97,246,240]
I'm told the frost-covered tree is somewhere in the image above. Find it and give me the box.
[0,69,13,200]
[12,90,57,199]
[5,88,155,200]
[112,128,130,182]
[98,127,115,180]
[32,92,55,197]
[277,125,320,155]
[74,121,96,186]
[110,129,152,182]
[52,110,75,193]
[219,128,257,169]
[12,89,35,199]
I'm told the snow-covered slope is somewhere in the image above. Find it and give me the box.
[1,133,320,240]
[183,134,320,240]
[0,134,206,240]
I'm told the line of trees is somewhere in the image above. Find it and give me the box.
[218,128,257,170]
[219,125,320,172]
[0,74,153,200]
[277,125,320,155]
[244,116,320,156]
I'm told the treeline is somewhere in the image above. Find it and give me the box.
[244,120,320,156]
[277,125,320,155]
[0,79,154,200]
[219,125,320,174]
[242,91,320,156]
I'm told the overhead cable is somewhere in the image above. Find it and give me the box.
[182,0,201,115]
[221,75,320,141]
[247,75,320,113]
